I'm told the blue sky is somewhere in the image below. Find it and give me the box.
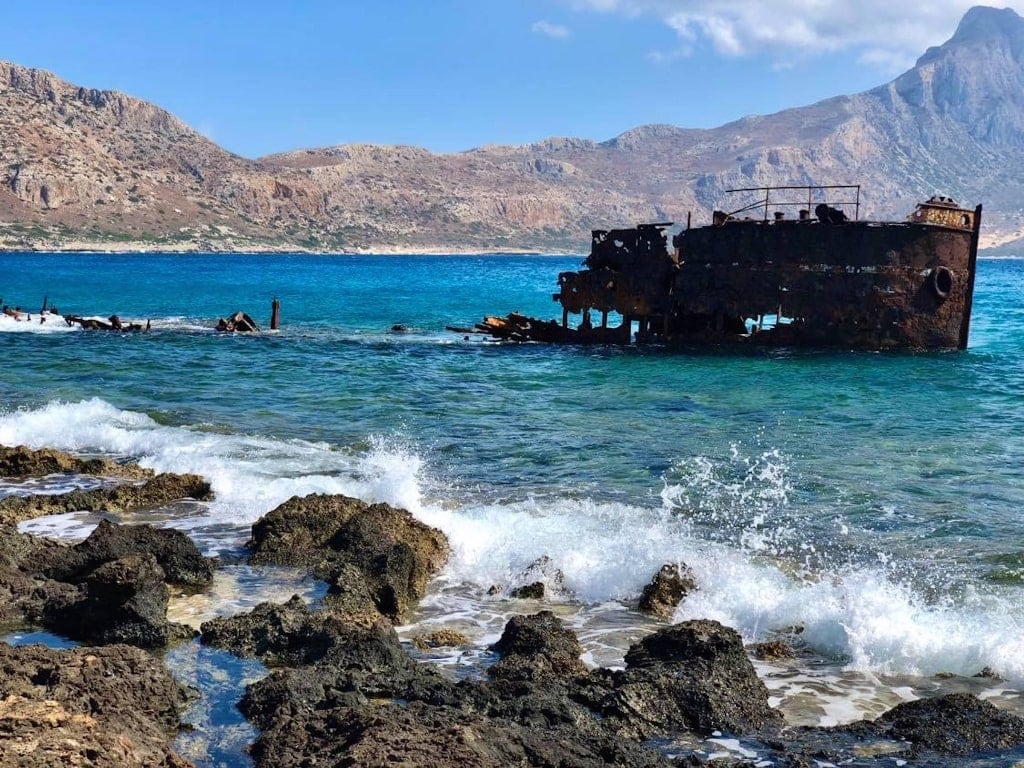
[3,1,1012,158]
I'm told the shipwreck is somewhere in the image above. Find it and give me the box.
[477,185,982,350]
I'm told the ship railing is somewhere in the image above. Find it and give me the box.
[722,184,861,222]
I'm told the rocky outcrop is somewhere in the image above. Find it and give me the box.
[604,619,784,738]
[637,562,696,619]
[249,493,449,622]
[0,444,152,480]
[0,471,213,526]
[0,520,205,648]
[34,517,215,586]
[0,643,192,767]
[43,552,195,648]
[489,610,587,682]
[864,692,1024,756]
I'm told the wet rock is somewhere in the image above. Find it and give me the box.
[638,562,696,620]
[0,471,213,525]
[44,553,196,648]
[0,642,192,767]
[248,700,674,768]
[238,620,455,731]
[200,594,341,666]
[749,639,796,661]
[869,692,1024,756]
[599,619,783,738]
[0,444,152,480]
[510,581,545,599]
[324,561,388,626]
[249,493,449,621]
[37,518,214,586]
[412,628,470,650]
[489,610,587,682]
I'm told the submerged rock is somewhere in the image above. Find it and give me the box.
[0,643,192,767]
[249,493,449,622]
[637,562,696,620]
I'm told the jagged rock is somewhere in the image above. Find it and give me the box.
[43,553,195,648]
[749,640,797,661]
[36,518,214,586]
[0,471,213,525]
[489,610,587,682]
[249,493,449,621]
[637,562,696,619]
[200,595,343,666]
[412,629,470,650]
[869,692,1024,756]
[597,619,783,738]
[510,581,545,599]
[0,643,192,767]
[0,444,152,480]
[247,699,674,768]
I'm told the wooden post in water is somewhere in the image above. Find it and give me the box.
[270,298,281,330]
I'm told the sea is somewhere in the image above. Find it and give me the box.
[2,251,1024,764]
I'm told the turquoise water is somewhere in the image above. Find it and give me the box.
[2,252,1024,739]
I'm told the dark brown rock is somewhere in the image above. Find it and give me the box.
[0,643,192,767]
[871,692,1024,756]
[638,563,696,620]
[509,581,545,599]
[36,518,214,586]
[0,444,152,480]
[43,553,195,648]
[0,471,213,525]
[248,699,673,768]
[200,595,342,666]
[749,640,797,661]
[249,493,449,621]
[599,619,783,738]
[489,610,586,682]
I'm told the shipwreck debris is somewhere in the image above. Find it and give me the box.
[472,186,982,351]
[64,314,149,331]
[216,311,260,333]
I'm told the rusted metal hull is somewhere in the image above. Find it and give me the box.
[668,215,980,349]
[477,192,983,351]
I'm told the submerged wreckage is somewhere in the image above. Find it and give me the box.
[477,186,982,350]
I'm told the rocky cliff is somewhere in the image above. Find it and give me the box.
[2,5,1023,253]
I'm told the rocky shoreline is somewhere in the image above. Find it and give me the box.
[1,444,1023,766]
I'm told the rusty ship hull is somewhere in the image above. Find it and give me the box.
[480,188,982,351]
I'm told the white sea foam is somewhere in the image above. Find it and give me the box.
[4,398,1024,696]
[0,311,77,333]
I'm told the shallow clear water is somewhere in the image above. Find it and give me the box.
[3,252,1024,752]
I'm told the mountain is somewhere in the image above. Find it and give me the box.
[3,5,1024,253]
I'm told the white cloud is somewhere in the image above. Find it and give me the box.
[566,1,1023,71]
[532,20,571,39]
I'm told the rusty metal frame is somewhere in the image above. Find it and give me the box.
[724,184,861,222]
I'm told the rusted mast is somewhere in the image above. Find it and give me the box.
[958,204,983,350]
